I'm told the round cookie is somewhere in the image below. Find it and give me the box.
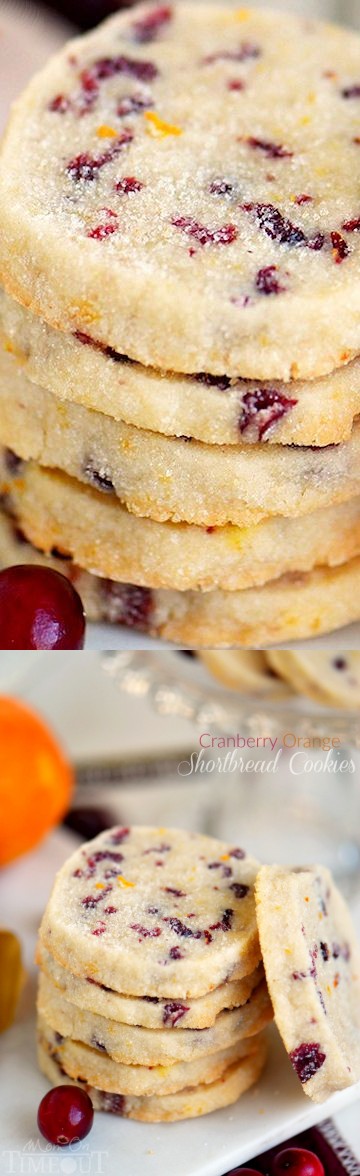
[198,651,290,696]
[2,7,360,377]
[37,945,265,1030]
[266,652,360,709]
[38,1012,262,1095]
[2,289,360,448]
[38,826,261,998]
[3,354,360,527]
[255,864,360,1102]
[2,452,360,591]
[37,972,272,1065]
[37,1036,268,1122]
[1,505,360,645]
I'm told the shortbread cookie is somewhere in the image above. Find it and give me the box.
[37,945,264,1030]
[3,291,360,448]
[38,1036,268,1121]
[2,453,360,591]
[4,355,360,525]
[255,865,360,1102]
[266,652,360,709]
[2,6,360,377]
[37,972,272,1064]
[38,1012,263,1095]
[198,652,290,695]
[38,827,261,998]
[1,506,360,645]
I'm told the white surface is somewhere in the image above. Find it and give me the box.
[1,827,360,1176]
[85,620,360,651]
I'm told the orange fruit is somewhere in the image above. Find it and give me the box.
[0,697,74,867]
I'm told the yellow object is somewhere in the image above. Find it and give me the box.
[144,111,183,137]
[0,930,25,1032]
[0,697,73,867]
[96,125,117,138]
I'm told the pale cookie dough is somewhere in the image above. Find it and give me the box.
[266,651,360,709]
[2,7,360,377]
[255,865,360,1102]
[1,506,360,646]
[198,651,291,695]
[2,288,360,447]
[37,972,272,1065]
[3,352,360,525]
[38,826,261,998]
[2,452,360,591]
[38,1013,264,1095]
[37,944,265,1030]
[38,1036,268,1121]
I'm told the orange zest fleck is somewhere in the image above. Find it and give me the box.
[95,883,105,890]
[144,111,182,137]
[96,125,118,138]
[219,854,230,861]
[117,875,135,888]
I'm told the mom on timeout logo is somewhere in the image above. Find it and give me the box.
[1,1140,108,1176]
[178,730,356,776]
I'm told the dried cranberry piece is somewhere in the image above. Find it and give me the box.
[99,581,153,630]
[163,887,186,897]
[239,387,298,440]
[245,137,293,159]
[209,178,235,196]
[87,850,124,866]
[320,942,330,961]
[196,372,232,391]
[229,847,246,860]
[341,84,360,98]
[67,131,133,181]
[331,230,350,263]
[171,217,238,246]
[115,176,144,193]
[294,194,313,205]
[163,1001,190,1026]
[104,906,117,914]
[169,946,183,960]
[101,1093,125,1115]
[131,5,172,43]
[83,461,115,492]
[111,828,130,843]
[130,924,162,939]
[342,216,360,232]
[81,894,105,909]
[227,78,245,91]
[230,883,249,899]
[242,202,307,247]
[203,42,261,65]
[91,922,107,936]
[209,908,233,932]
[117,93,150,116]
[164,917,201,939]
[81,55,158,86]
[4,449,23,474]
[256,265,286,295]
[142,995,159,1003]
[290,1042,326,1084]
[87,222,118,240]
[48,94,71,113]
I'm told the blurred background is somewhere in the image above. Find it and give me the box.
[26,0,360,31]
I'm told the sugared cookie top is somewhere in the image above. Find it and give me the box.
[256,865,360,1102]
[2,4,360,377]
[39,826,260,997]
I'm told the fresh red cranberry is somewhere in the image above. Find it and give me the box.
[239,388,298,440]
[37,1086,94,1146]
[245,137,293,159]
[131,5,172,42]
[172,217,237,246]
[272,1149,325,1176]
[0,566,85,650]
[115,176,144,193]
[256,265,286,294]
[289,1042,326,1083]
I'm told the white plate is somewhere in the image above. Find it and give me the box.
[1,828,360,1176]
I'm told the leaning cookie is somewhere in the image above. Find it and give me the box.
[266,652,360,710]
[255,864,360,1102]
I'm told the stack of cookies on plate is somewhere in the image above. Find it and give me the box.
[198,651,360,708]
[35,827,271,1122]
[1,3,360,645]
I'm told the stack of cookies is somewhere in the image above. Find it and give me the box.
[1,3,360,644]
[198,651,360,707]
[36,826,271,1122]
